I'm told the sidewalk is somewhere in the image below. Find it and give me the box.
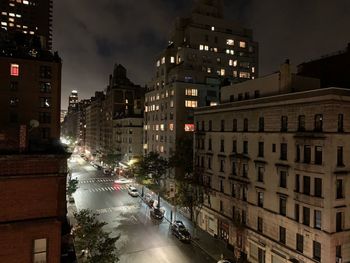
[140,186,235,262]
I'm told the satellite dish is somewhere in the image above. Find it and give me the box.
[30,119,40,128]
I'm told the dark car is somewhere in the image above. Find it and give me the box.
[171,220,191,242]
[150,208,164,220]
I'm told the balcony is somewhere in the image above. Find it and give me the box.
[294,192,324,208]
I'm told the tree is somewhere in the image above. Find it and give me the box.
[73,209,119,262]
[136,151,169,185]
[101,153,122,168]
[67,178,79,197]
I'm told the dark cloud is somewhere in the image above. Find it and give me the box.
[54,0,350,109]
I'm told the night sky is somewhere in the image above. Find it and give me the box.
[53,0,350,110]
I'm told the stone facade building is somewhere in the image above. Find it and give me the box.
[194,62,350,263]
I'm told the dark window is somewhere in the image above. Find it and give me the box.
[303,206,310,226]
[337,146,344,166]
[218,159,224,172]
[9,97,19,107]
[221,120,225,131]
[229,95,234,102]
[281,116,288,132]
[258,248,265,263]
[232,140,237,153]
[336,245,342,260]
[208,138,212,151]
[314,210,321,229]
[258,192,263,207]
[272,144,276,153]
[279,226,286,244]
[242,164,248,178]
[314,178,322,197]
[298,115,306,131]
[231,184,236,197]
[280,171,287,188]
[296,144,300,162]
[295,174,300,192]
[244,92,250,99]
[220,139,224,152]
[9,112,18,123]
[254,90,260,98]
[41,128,50,139]
[313,241,321,261]
[296,234,303,253]
[220,180,224,192]
[257,217,263,233]
[295,204,300,222]
[242,210,246,225]
[220,200,223,212]
[257,167,264,182]
[336,179,344,199]
[209,120,212,131]
[232,119,237,131]
[280,143,287,160]
[336,212,343,232]
[314,114,323,132]
[10,81,18,91]
[280,198,286,216]
[243,118,248,131]
[315,146,322,165]
[304,145,311,163]
[208,157,212,169]
[243,141,248,154]
[196,121,199,131]
[40,66,52,79]
[39,112,51,124]
[258,142,264,157]
[40,82,51,93]
[259,117,264,132]
[201,121,205,131]
[232,162,236,175]
[303,176,310,195]
[238,93,243,101]
[232,206,236,219]
[338,114,344,132]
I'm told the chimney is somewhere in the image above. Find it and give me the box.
[279,59,292,93]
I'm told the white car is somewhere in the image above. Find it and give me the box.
[128,186,139,197]
[114,178,132,184]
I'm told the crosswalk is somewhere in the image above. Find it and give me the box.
[95,204,139,214]
[79,178,115,184]
[87,185,129,193]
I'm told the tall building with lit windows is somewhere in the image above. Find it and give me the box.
[194,61,350,262]
[0,0,53,50]
[144,0,258,173]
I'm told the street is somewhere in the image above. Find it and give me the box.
[69,155,215,263]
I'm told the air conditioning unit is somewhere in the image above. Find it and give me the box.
[336,257,342,263]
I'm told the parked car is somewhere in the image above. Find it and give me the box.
[114,178,132,184]
[103,168,111,175]
[217,260,234,263]
[171,220,191,242]
[128,186,139,197]
[150,207,165,220]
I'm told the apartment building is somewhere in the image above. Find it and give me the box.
[194,62,350,263]
[144,0,258,161]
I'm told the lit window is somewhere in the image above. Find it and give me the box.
[9,13,15,17]
[213,48,218,52]
[10,64,19,76]
[1,22,7,26]
[233,71,238,77]
[29,31,34,35]
[161,57,165,64]
[210,102,218,106]
[239,72,250,79]
[23,25,28,29]
[16,14,21,18]
[226,39,234,46]
[185,88,198,96]
[220,69,225,76]
[33,238,47,263]
[169,123,174,131]
[156,125,159,131]
[240,41,246,48]
[160,124,164,131]
[156,60,160,67]
[207,67,211,73]
[23,0,29,4]
[185,124,195,132]
[204,45,209,51]
[199,45,204,50]
[9,18,14,22]
[156,93,159,100]
[165,90,169,97]
[170,56,175,63]
[211,26,215,31]
[252,67,255,73]
[155,135,159,141]
[160,146,164,153]
[170,100,174,108]
[9,23,14,27]
[185,100,197,108]
[1,12,7,15]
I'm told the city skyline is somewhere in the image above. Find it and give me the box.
[54,0,350,109]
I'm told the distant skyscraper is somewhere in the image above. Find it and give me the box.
[68,90,78,113]
[0,0,53,50]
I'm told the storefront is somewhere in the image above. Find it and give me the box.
[219,220,229,242]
